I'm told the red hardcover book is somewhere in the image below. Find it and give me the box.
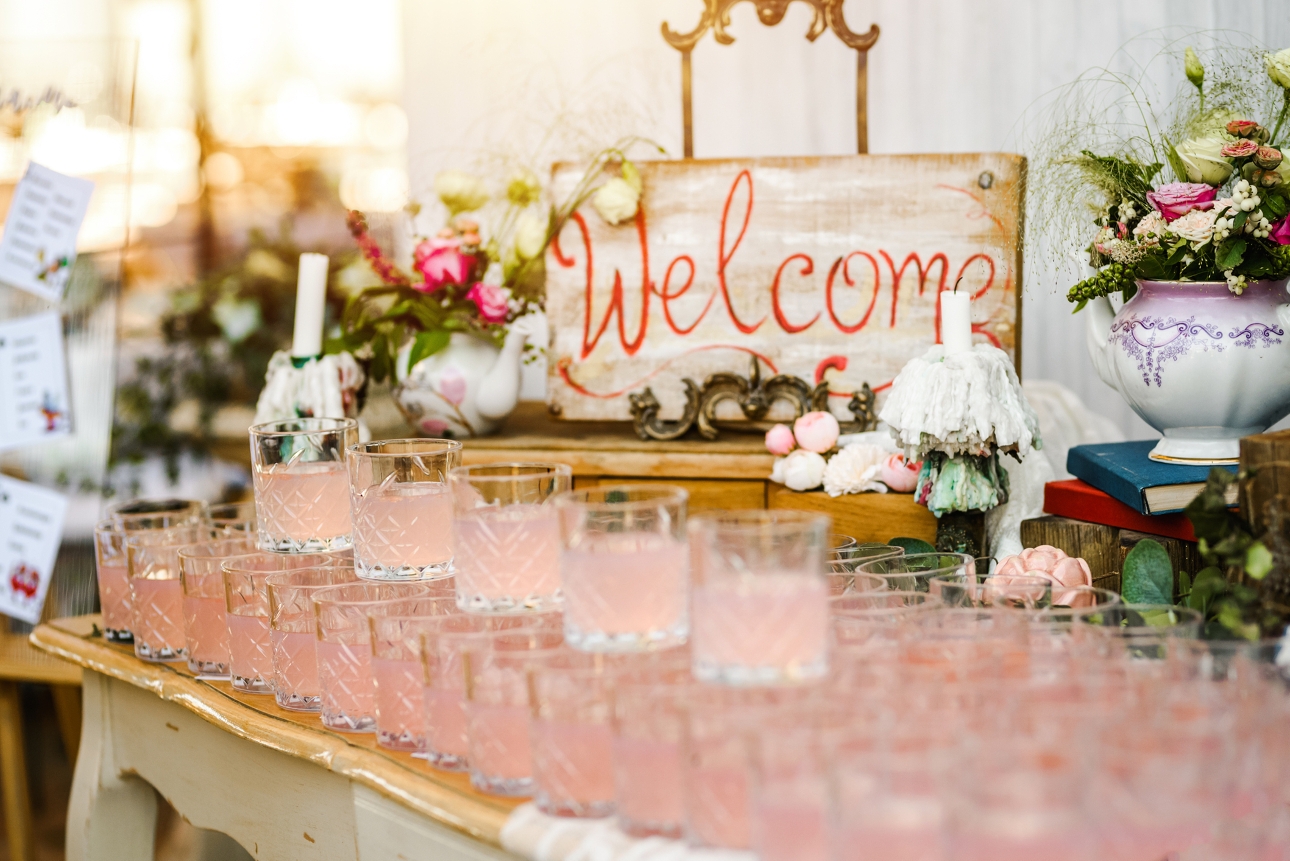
[1043,479,1197,542]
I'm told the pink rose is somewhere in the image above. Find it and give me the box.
[879,453,921,492]
[465,282,509,323]
[1145,182,1218,222]
[437,367,467,406]
[1221,140,1259,159]
[420,417,449,435]
[1270,216,1290,245]
[1226,120,1264,139]
[793,411,840,453]
[765,423,795,455]
[414,241,474,291]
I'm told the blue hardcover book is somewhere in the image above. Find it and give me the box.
[1066,441,1237,516]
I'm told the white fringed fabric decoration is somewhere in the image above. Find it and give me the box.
[253,351,366,425]
[878,343,1041,459]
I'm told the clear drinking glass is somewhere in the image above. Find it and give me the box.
[553,485,689,652]
[266,567,359,711]
[346,439,462,580]
[178,535,257,674]
[463,628,565,796]
[982,574,1053,609]
[108,497,205,527]
[222,552,335,693]
[856,552,974,592]
[529,651,619,818]
[749,712,831,861]
[127,524,211,662]
[206,500,256,534]
[827,562,890,597]
[829,737,951,861]
[250,417,359,552]
[1071,604,1203,660]
[831,591,942,653]
[311,581,435,731]
[368,598,460,750]
[612,662,691,838]
[689,510,832,685]
[450,463,571,612]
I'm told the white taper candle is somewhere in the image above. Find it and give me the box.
[940,290,973,355]
[291,252,329,358]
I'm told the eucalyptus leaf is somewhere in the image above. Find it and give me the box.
[889,537,936,555]
[1121,538,1173,605]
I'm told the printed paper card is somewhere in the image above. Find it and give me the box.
[0,311,72,451]
[0,162,95,302]
[0,475,68,624]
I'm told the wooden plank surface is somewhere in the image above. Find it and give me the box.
[572,477,766,511]
[765,486,937,544]
[0,630,80,685]
[30,615,517,848]
[546,153,1024,422]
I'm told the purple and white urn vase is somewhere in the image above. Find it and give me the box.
[1086,279,1290,464]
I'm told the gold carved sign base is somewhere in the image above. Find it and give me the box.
[629,358,877,441]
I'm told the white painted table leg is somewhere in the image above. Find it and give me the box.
[66,671,158,861]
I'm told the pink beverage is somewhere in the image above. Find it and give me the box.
[227,613,273,692]
[531,720,616,817]
[424,686,469,769]
[352,481,453,579]
[833,825,944,861]
[182,594,230,673]
[561,534,688,650]
[98,561,132,636]
[131,578,186,661]
[951,832,1092,861]
[453,504,561,611]
[371,655,423,750]
[467,703,534,795]
[687,765,750,849]
[692,573,829,683]
[317,640,374,731]
[755,801,828,861]
[256,461,352,546]
[271,629,320,709]
[613,736,684,837]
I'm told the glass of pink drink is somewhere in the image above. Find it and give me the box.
[463,629,565,796]
[206,500,256,535]
[126,524,212,662]
[449,463,571,613]
[266,567,359,710]
[347,439,462,580]
[250,417,359,553]
[367,597,460,750]
[612,656,692,837]
[553,485,689,651]
[689,510,831,685]
[178,536,257,674]
[311,582,436,732]
[222,552,335,694]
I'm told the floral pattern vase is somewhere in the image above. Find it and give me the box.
[1086,278,1290,463]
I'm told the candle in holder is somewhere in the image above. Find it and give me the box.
[940,289,973,355]
[291,252,329,359]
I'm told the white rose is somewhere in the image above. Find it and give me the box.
[434,170,489,214]
[592,177,639,226]
[1175,136,1234,185]
[780,450,827,492]
[1169,208,1217,244]
[1132,211,1167,240]
[822,443,888,498]
[1266,48,1290,89]
[513,213,546,260]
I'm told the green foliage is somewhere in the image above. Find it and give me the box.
[1069,151,1162,209]
[889,537,936,555]
[1121,538,1174,604]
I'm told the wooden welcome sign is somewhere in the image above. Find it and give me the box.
[545,153,1024,424]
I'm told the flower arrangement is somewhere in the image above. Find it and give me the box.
[766,411,922,496]
[1034,42,1290,307]
[330,139,659,384]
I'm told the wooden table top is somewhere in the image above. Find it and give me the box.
[29,615,519,847]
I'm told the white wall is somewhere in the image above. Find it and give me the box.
[401,0,1290,437]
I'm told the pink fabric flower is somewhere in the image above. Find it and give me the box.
[465,282,509,323]
[793,411,840,453]
[1145,182,1218,222]
[419,417,449,435]
[994,545,1093,606]
[1270,216,1290,245]
[765,423,795,455]
[437,367,467,406]
[879,453,921,492]
[413,240,473,292]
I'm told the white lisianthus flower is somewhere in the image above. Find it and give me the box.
[513,213,547,260]
[1169,208,1218,245]
[822,443,889,498]
[1175,136,1235,185]
[779,450,827,492]
[592,177,640,226]
[434,170,489,214]
[1266,48,1290,89]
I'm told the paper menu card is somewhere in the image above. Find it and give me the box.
[0,311,72,451]
[0,475,68,624]
[0,162,95,302]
